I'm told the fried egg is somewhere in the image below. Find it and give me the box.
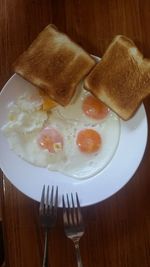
[1,84,120,179]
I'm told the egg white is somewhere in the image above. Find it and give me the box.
[1,87,120,179]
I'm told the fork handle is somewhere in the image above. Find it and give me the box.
[74,242,83,267]
[42,228,49,267]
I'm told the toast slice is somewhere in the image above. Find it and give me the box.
[84,35,150,120]
[13,24,96,106]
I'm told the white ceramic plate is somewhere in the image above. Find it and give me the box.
[0,74,148,206]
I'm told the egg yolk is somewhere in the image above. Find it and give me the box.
[37,127,63,153]
[38,89,57,111]
[76,129,101,154]
[82,95,109,120]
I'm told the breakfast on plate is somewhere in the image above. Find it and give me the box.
[1,25,150,179]
[85,35,150,120]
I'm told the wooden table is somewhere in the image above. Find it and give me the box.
[0,1,150,266]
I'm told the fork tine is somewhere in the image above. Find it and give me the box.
[62,195,68,226]
[67,194,73,225]
[76,193,83,224]
[45,185,49,212]
[39,185,45,215]
[50,185,54,211]
[54,186,58,216]
[71,193,77,225]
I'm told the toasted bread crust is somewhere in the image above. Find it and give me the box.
[13,24,96,106]
[85,35,150,120]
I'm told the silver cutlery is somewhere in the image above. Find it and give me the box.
[62,193,85,267]
[39,185,58,267]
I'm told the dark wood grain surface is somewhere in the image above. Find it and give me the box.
[0,1,150,266]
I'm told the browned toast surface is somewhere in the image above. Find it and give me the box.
[85,35,150,120]
[13,24,96,106]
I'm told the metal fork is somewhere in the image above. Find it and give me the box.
[39,185,58,267]
[62,193,85,267]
